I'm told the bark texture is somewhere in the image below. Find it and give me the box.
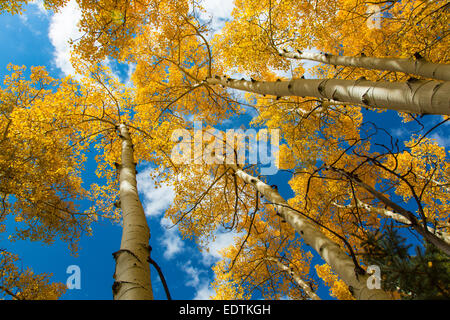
[225,163,393,300]
[277,49,450,81]
[329,166,450,256]
[206,76,450,115]
[356,200,448,244]
[112,124,153,300]
[265,257,321,300]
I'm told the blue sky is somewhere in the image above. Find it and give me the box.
[0,0,448,301]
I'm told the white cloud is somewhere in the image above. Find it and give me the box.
[16,0,48,35]
[30,0,48,15]
[125,62,136,87]
[136,166,175,217]
[198,0,235,36]
[18,10,29,23]
[48,2,136,84]
[429,132,450,148]
[48,0,82,76]
[200,229,238,266]
[45,0,233,82]
[136,166,181,259]
[160,217,185,260]
[102,58,136,88]
[181,260,216,300]
[175,228,240,300]
[182,260,202,287]
[392,127,406,138]
[193,281,216,300]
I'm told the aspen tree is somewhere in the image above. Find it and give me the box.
[112,124,153,300]
[0,63,159,300]
[222,162,393,300]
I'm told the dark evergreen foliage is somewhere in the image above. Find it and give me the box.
[361,226,450,299]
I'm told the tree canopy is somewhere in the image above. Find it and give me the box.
[0,0,448,300]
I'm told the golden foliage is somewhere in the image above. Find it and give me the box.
[0,250,66,300]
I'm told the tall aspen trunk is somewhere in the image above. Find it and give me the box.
[206,76,450,116]
[264,257,321,300]
[277,49,450,81]
[112,124,153,300]
[224,163,392,300]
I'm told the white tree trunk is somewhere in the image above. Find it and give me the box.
[206,76,450,115]
[333,199,450,245]
[112,124,153,300]
[417,174,450,193]
[329,166,450,255]
[333,200,411,225]
[264,257,321,300]
[224,163,392,300]
[277,49,450,81]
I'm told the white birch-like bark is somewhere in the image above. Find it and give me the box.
[332,199,450,245]
[277,49,450,81]
[417,174,450,193]
[332,200,411,225]
[224,163,392,300]
[112,124,153,300]
[205,76,450,115]
[328,166,450,255]
[264,257,321,300]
